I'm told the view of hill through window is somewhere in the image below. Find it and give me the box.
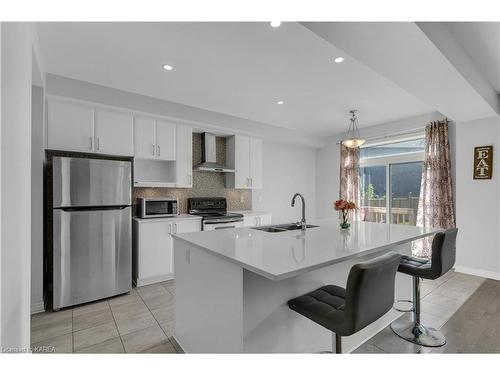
[359,138,424,225]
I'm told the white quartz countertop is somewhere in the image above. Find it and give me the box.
[172,219,441,281]
[133,214,201,223]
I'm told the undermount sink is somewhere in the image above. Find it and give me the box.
[253,223,319,233]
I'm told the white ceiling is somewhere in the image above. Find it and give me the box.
[445,22,500,94]
[37,22,435,136]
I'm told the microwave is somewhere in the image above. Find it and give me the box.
[138,197,178,218]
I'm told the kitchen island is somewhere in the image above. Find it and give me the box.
[172,219,440,353]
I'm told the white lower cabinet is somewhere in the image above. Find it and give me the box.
[242,213,272,227]
[133,217,201,287]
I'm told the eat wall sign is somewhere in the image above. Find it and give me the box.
[473,146,493,180]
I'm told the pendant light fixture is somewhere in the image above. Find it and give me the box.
[342,109,366,148]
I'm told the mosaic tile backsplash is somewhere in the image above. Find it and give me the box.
[133,133,252,214]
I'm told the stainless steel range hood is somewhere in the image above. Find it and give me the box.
[194,133,235,173]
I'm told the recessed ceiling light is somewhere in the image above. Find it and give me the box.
[162,64,173,71]
[277,100,284,105]
[270,21,281,28]
[334,57,344,63]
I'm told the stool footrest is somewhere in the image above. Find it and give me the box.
[393,299,414,313]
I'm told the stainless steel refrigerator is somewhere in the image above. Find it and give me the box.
[52,156,132,310]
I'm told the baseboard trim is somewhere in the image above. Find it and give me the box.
[31,300,45,314]
[454,265,500,281]
[172,335,187,354]
[134,273,174,287]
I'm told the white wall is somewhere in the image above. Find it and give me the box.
[252,142,316,224]
[315,136,340,219]
[31,85,45,314]
[453,115,500,279]
[0,21,3,345]
[0,23,34,350]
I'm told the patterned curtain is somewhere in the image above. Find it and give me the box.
[339,145,360,219]
[413,120,456,257]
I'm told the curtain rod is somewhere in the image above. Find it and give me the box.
[335,127,424,145]
[335,118,448,145]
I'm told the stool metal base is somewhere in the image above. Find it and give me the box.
[391,319,446,347]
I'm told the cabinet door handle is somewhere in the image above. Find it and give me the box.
[173,223,177,234]
[250,177,252,187]
[157,145,160,156]
[188,174,192,185]
[96,137,100,151]
[151,144,155,156]
[168,223,172,234]
[89,137,93,150]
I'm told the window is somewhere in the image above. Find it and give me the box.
[360,136,424,226]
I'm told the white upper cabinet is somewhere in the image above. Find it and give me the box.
[94,109,134,156]
[155,120,176,161]
[134,116,156,159]
[47,99,133,156]
[226,134,263,189]
[47,100,94,153]
[249,137,263,189]
[134,117,176,161]
[175,125,193,188]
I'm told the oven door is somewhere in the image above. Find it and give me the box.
[203,218,244,231]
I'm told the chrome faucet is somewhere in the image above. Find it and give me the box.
[291,193,307,231]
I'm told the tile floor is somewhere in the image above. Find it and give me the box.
[353,270,486,353]
[31,280,182,353]
[31,270,485,354]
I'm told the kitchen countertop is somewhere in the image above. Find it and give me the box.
[133,214,201,223]
[172,218,441,281]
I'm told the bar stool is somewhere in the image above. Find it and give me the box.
[391,228,458,347]
[288,252,401,353]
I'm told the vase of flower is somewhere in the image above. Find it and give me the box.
[334,199,356,230]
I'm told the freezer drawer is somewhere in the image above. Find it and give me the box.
[53,206,132,309]
[52,156,131,208]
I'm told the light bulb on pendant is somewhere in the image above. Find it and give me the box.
[341,110,366,149]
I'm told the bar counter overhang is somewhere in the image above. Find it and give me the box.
[172,219,440,353]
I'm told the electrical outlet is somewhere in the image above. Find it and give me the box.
[240,195,244,203]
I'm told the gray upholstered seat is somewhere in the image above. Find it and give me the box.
[288,252,401,352]
[397,228,458,280]
[391,228,458,347]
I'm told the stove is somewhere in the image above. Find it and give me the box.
[188,197,244,230]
